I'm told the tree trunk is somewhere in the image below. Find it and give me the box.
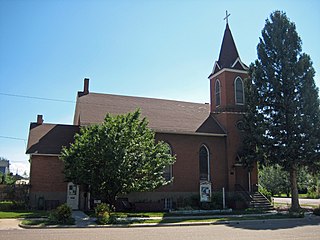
[290,165,300,212]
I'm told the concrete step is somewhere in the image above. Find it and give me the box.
[250,191,274,210]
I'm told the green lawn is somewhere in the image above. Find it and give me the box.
[108,213,292,225]
[0,210,49,219]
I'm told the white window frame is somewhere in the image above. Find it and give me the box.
[199,144,210,181]
[215,79,221,107]
[234,77,244,105]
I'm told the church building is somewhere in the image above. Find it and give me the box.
[26,21,258,210]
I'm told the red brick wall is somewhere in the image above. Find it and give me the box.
[29,155,67,193]
[209,69,258,191]
[155,133,228,192]
[210,71,248,112]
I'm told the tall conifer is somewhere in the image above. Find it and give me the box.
[243,11,320,212]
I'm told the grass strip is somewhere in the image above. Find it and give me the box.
[0,210,49,219]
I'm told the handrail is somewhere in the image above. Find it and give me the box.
[235,184,253,202]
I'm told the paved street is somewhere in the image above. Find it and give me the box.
[1,218,319,240]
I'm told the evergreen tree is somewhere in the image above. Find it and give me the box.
[61,109,176,207]
[243,11,320,212]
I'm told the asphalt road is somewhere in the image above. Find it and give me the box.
[1,218,320,240]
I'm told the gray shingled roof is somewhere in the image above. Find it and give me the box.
[26,123,79,155]
[73,92,226,135]
[26,92,226,155]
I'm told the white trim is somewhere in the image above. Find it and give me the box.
[211,61,221,73]
[234,76,245,105]
[215,79,221,107]
[209,68,248,80]
[200,144,210,181]
[231,57,249,70]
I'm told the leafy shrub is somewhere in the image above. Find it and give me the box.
[95,203,110,217]
[259,186,272,201]
[0,201,26,211]
[313,207,320,216]
[49,203,73,224]
[307,189,320,199]
[98,212,117,224]
[95,203,117,224]
[0,201,14,211]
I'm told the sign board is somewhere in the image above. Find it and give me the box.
[200,181,212,202]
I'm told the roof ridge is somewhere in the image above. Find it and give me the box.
[84,92,209,106]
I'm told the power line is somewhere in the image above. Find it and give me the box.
[0,136,26,141]
[0,92,75,104]
[0,136,27,148]
[0,92,106,107]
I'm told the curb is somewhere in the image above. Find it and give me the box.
[18,215,320,229]
[18,221,229,229]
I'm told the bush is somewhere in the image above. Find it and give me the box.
[49,203,73,224]
[0,201,14,211]
[313,207,320,216]
[95,203,117,224]
[259,186,272,201]
[0,201,26,211]
[306,189,320,199]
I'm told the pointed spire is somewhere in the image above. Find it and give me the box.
[210,20,248,77]
[217,23,240,70]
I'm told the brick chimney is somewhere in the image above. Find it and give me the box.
[78,78,90,97]
[37,115,43,125]
[84,78,89,94]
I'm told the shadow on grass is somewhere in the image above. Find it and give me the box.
[219,214,320,230]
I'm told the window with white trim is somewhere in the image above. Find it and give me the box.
[235,77,244,104]
[199,145,210,181]
[215,80,221,107]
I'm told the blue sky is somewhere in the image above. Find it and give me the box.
[1,0,319,175]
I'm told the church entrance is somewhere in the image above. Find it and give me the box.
[235,166,250,192]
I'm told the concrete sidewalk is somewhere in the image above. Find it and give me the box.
[273,197,320,206]
[72,211,96,227]
[0,218,22,230]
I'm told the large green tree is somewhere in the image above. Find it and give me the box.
[243,11,320,212]
[61,109,175,206]
[259,164,290,197]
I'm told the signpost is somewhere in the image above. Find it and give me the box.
[200,181,212,202]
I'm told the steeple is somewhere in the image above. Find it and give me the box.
[210,23,248,77]
[208,19,249,113]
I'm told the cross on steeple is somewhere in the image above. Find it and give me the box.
[223,10,231,25]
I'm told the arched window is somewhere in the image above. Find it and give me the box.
[235,77,244,104]
[215,80,221,107]
[199,145,210,181]
[163,143,173,181]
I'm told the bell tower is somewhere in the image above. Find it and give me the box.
[209,18,254,192]
[208,22,248,113]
